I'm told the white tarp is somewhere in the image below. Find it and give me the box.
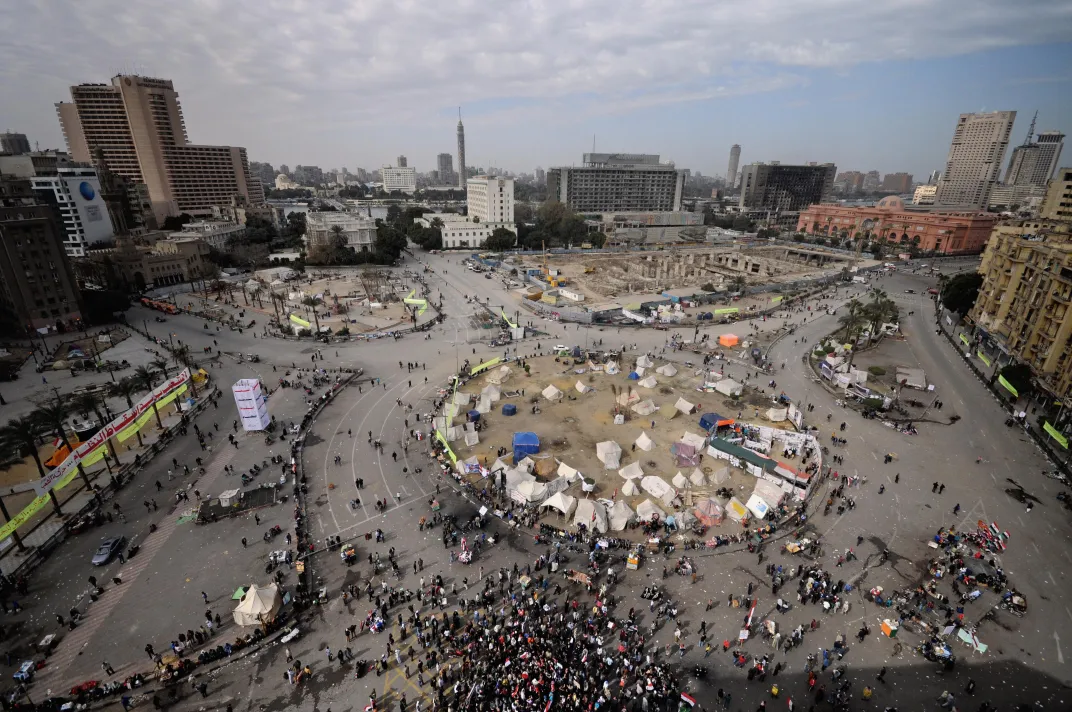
[632,399,657,416]
[616,388,640,407]
[515,480,548,504]
[636,498,666,522]
[714,378,743,397]
[605,361,620,375]
[487,366,513,384]
[674,397,696,414]
[557,461,578,480]
[634,366,646,378]
[680,431,706,449]
[619,461,645,480]
[672,472,690,489]
[476,397,492,414]
[596,441,622,469]
[641,475,676,506]
[517,456,535,473]
[621,479,639,496]
[746,494,771,519]
[573,499,608,533]
[453,391,472,405]
[542,384,563,401]
[481,385,501,402]
[233,583,282,626]
[635,431,655,452]
[637,375,658,389]
[656,364,678,377]
[607,500,634,531]
[541,492,576,517]
[753,479,786,508]
[505,467,536,491]
[637,355,654,368]
[689,468,706,487]
[710,466,731,485]
[765,407,788,422]
[445,425,463,442]
[575,381,592,394]
[464,431,480,447]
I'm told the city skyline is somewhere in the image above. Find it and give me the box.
[1,1,1071,181]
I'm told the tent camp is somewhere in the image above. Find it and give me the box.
[453,391,471,405]
[634,431,655,452]
[680,431,706,449]
[636,498,666,522]
[573,499,608,533]
[637,355,654,368]
[557,461,579,480]
[671,472,690,489]
[541,492,576,518]
[655,364,678,377]
[689,468,707,487]
[710,466,731,485]
[693,498,724,526]
[714,379,743,397]
[596,441,622,469]
[616,389,640,407]
[512,432,540,464]
[745,494,771,519]
[233,583,282,626]
[641,475,677,506]
[607,500,634,531]
[575,381,592,394]
[515,480,548,504]
[674,398,696,415]
[725,497,749,522]
[618,461,645,480]
[481,385,502,402]
[631,399,657,416]
[487,366,513,384]
[542,384,563,401]
[670,442,701,467]
[605,361,620,375]
[621,479,639,496]
[637,375,658,389]
[699,413,734,431]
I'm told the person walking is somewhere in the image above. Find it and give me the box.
[201,591,209,604]
[102,660,115,675]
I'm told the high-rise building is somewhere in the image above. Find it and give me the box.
[935,111,1016,207]
[456,110,466,190]
[0,174,83,334]
[738,162,836,212]
[397,155,408,168]
[30,166,116,257]
[834,171,865,193]
[546,154,685,212]
[913,185,937,205]
[436,153,454,184]
[440,176,517,249]
[726,145,741,189]
[928,170,941,185]
[881,172,913,193]
[1040,166,1072,221]
[862,171,881,192]
[535,167,545,185]
[381,165,417,194]
[0,132,31,155]
[55,75,264,223]
[1005,131,1065,188]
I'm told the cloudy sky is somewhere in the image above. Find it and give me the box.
[3,0,1071,180]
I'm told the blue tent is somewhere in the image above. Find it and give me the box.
[502,403,517,416]
[699,413,734,431]
[512,432,540,464]
[627,372,640,380]
[468,410,481,422]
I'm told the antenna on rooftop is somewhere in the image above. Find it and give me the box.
[1022,110,1038,146]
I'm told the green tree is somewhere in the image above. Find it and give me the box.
[33,398,93,489]
[588,232,607,248]
[302,296,324,334]
[998,363,1034,398]
[838,298,867,366]
[862,290,899,345]
[386,204,403,226]
[484,227,517,252]
[151,356,171,379]
[71,391,119,463]
[161,213,194,231]
[940,272,983,315]
[0,416,55,536]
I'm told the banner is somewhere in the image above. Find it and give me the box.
[435,430,458,464]
[997,374,1019,398]
[977,350,991,367]
[289,313,311,328]
[116,408,155,443]
[713,307,739,315]
[470,357,502,377]
[770,296,783,304]
[500,308,518,329]
[959,333,970,346]
[1044,421,1068,449]
[403,297,428,316]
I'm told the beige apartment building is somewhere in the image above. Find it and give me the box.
[56,75,263,224]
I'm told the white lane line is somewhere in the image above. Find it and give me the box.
[1049,571,1057,586]
[990,473,996,482]
[1018,515,1025,527]
[1032,541,1040,554]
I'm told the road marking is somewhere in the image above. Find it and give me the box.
[1018,515,1025,527]
[1066,606,1072,622]
[1032,542,1040,554]
[1056,631,1064,664]
[1049,571,1057,586]
[990,473,996,482]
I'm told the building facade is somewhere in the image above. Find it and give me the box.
[913,185,937,205]
[1005,131,1065,188]
[835,171,865,194]
[1041,167,1072,221]
[396,155,407,168]
[175,220,245,251]
[881,172,913,193]
[303,211,377,251]
[796,196,998,254]
[935,111,1016,207]
[971,219,1072,400]
[30,166,115,257]
[739,162,835,212]
[546,154,685,213]
[381,166,417,194]
[466,175,514,224]
[78,234,211,290]
[436,153,454,185]
[56,75,264,222]
[0,132,31,155]
[726,145,741,188]
[0,175,84,333]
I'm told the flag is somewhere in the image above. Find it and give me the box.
[680,692,697,708]
[746,599,757,628]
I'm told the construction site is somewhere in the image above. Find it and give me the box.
[438,349,821,535]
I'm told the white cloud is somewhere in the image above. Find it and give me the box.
[1,0,1069,168]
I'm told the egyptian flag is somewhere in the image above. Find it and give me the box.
[681,692,697,708]
[746,599,757,628]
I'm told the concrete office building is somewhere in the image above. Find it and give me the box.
[56,75,264,223]
[881,172,913,193]
[0,174,83,334]
[738,162,836,212]
[174,220,246,251]
[546,154,685,213]
[437,153,454,184]
[1005,131,1065,188]
[30,167,115,257]
[0,150,76,178]
[441,175,517,249]
[535,167,545,185]
[862,171,881,192]
[1040,167,1072,221]
[0,132,31,155]
[303,211,377,252]
[913,185,938,205]
[397,155,408,168]
[935,111,1016,208]
[381,165,417,194]
[726,145,741,188]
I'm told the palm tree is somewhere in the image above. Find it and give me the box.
[838,298,867,367]
[0,417,52,540]
[151,356,170,379]
[729,275,747,294]
[250,283,264,309]
[302,296,324,334]
[70,391,119,464]
[109,378,144,447]
[862,290,899,346]
[133,366,164,429]
[32,398,92,490]
[269,290,283,324]
[172,345,198,397]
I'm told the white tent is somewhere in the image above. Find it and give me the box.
[605,361,620,375]
[656,364,678,377]
[464,431,480,447]
[505,467,536,491]
[672,472,690,489]
[444,425,464,442]
[596,441,622,469]
[515,480,548,504]
[689,468,707,487]
[621,479,639,496]
[618,461,644,480]
[541,491,577,517]
[517,456,535,473]
[233,583,282,626]
[631,399,657,416]
[714,378,743,397]
[575,381,592,394]
[634,366,646,378]
[674,397,696,414]
[680,431,706,449]
[710,466,731,485]
[557,461,578,480]
[616,388,640,407]
[636,498,667,522]
[475,397,492,414]
[453,391,472,405]
[487,366,513,384]
[641,475,677,506]
[637,355,654,368]
[637,375,658,389]
[634,431,655,452]
[481,385,502,402]
[746,494,771,519]
[607,500,634,531]
[542,384,563,401]
[765,407,788,422]
[573,499,608,533]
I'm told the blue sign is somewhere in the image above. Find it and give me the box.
[78,181,96,201]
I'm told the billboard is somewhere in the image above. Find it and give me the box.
[63,176,113,246]
[232,378,271,431]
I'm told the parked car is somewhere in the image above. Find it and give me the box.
[904,289,916,294]
[91,535,127,566]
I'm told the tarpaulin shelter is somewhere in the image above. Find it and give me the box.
[689,468,707,487]
[573,499,608,533]
[641,475,676,506]
[616,389,640,407]
[765,407,788,422]
[693,498,724,526]
[487,366,513,384]
[542,384,563,401]
[467,410,481,422]
[517,456,535,473]
[619,461,645,480]
[557,461,578,480]
[637,355,654,368]
[607,500,634,531]
[699,413,734,430]
[725,497,749,522]
[637,375,658,389]
[627,372,640,380]
[745,494,771,519]
[233,583,282,626]
[718,334,739,347]
[605,361,620,375]
[670,442,701,467]
[753,478,787,508]
[631,399,657,416]
[655,364,678,377]
[464,431,480,447]
[710,466,731,485]
[502,403,517,416]
[674,398,696,415]
[575,381,592,394]
[515,480,548,504]
[596,441,622,469]
[475,397,492,414]
[680,431,706,449]
[512,432,540,464]
[671,472,689,489]
[453,391,471,405]
[714,379,743,397]
[621,479,639,496]
[634,431,655,452]
[481,385,502,402]
[541,492,576,518]
[636,498,666,522]
[634,366,646,377]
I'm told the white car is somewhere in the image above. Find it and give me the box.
[554,345,566,351]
